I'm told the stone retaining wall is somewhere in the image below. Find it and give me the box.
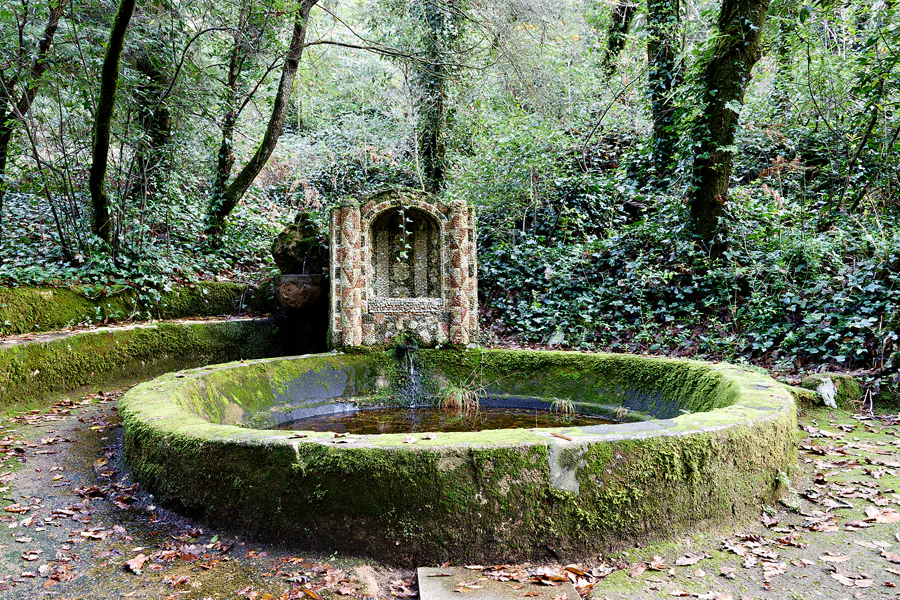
[0,319,287,412]
[0,282,272,336]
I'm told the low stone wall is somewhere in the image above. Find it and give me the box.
[0,319,287,412]
[0,282,272,336]
[121,349,798,566]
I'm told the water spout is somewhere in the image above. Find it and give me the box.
[396,342,425,407]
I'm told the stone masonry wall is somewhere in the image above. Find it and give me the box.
[330,188,477,347]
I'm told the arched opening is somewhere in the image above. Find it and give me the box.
[369,207,442,298]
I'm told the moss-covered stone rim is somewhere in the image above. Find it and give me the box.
[120,350,796,450]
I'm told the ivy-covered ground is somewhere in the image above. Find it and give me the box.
[1,385,898,599]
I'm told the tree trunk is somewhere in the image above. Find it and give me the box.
[89,0,136,245]
[0,128,12,226]
[0,1,64,229]
[410,0,459,194]
[602,1,637,75]
[415,74,447,194]
[690,0,771,250]
[771,16,793,112]
[206,0,317,237]
[209,38,241,210]
[132,52,173,203]
[284,73,303,134]
[647,0,681,184]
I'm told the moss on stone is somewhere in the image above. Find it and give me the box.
[414,349,741,418]
[120,349,797,566]
[801,372,863,410]
[783,384,820,411]
[0,282,273,336]
[0,319,287,413]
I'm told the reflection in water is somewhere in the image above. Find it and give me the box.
[274,407,614,435]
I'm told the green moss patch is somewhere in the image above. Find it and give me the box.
[0,319,288,412]
[0,282,272,336]
[800,372,863,410]
[121,350,797,566]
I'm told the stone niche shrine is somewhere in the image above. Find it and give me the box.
[329,188,478,347]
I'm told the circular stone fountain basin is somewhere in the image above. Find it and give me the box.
[120,349,797,565]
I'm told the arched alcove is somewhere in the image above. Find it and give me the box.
[330,188,477,347]
[369,207,442,298]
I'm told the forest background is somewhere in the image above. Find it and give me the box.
[0,0,897,398]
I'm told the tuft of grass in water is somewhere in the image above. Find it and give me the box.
[550,398,575,416]
[439,383,481,414]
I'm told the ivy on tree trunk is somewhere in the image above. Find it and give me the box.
[89,0,136,245]
[410,0,460,195]
[690,0,771,250]
[647,0,682,185]
[208,37,242,215]
[602,0,637,75]
[132,52,173,204]
[205,0,317,238]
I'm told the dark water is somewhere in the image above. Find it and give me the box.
[274,407,614,434]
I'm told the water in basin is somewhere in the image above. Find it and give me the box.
[274,407,615,434]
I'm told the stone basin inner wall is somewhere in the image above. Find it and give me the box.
[330,189,477,347]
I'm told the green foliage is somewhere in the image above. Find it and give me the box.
[479,187,900,372]
[0,190,288,293]
[0,0,897,387]
[438,382,481,413]
[549,397,575,416]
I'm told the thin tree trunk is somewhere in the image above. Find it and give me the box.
[411,0,457,194]
[206,0,317,237]
[771,16,793,112]
[647,0,681,184]
[0,1,64,229]
[845,103,879,211]
[690,0,771,251]
[89,0,136,245]
[209,38,242,208]
[133,53,173,203]
[0,126,12,231]
[602,1,637,75]
[284,73,303,133]
[0,126,11,215]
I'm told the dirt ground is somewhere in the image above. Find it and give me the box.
[1,389,898,600]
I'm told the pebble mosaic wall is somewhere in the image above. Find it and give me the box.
[329,189,478,347]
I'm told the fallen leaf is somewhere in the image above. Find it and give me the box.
[163,574,191,588]
[819,554,850,563]
[629,563,647,578]
[675,553,705,566]
[125,553,149,575]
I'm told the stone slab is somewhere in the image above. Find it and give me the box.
[417,567,579,600]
